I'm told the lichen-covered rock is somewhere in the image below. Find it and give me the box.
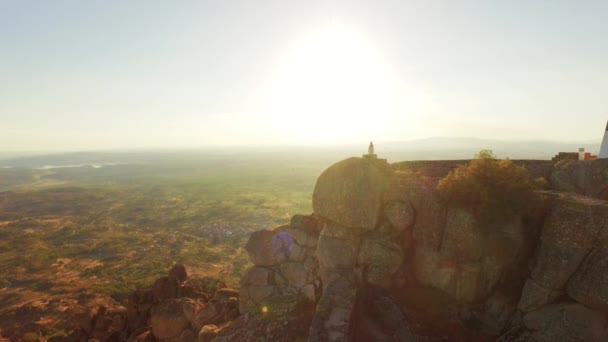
[531,194,606,291]
[357,235,403,288]
[384,200,415,233]
[440,208,483,261]
[567,244,608,312]
[313,157,392,230]
[550,159,608,200]
[522,302,608,342]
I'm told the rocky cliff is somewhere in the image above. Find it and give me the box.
[235,157,608,341]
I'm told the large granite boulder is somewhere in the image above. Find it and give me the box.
[551,159,608,199]
[383,200,415,234]
[313,157,392,230]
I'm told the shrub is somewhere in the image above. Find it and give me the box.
[436,150,541,223]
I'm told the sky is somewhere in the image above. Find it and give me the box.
[1,0,607,151]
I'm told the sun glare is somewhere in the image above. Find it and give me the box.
[266,25,402,143]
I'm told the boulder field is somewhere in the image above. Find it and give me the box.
[67,157,608,341]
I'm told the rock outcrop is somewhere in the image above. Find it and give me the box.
[71,265,238,342]
[233,157,608,341]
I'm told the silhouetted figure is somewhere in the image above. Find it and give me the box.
[368,141,374,155]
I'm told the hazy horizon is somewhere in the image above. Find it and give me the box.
[0,135,601,152]
[0,136,602,164]
[2,1,607,151]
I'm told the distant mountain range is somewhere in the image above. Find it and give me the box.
[0,137,601,168]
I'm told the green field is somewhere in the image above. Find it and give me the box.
[0,152,337,306]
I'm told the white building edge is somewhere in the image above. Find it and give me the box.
[600,121,608,159]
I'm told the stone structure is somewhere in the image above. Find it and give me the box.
[363,141,378,160]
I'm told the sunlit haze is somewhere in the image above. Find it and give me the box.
[1,1,607,151]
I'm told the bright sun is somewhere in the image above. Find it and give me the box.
[266,25,402,143]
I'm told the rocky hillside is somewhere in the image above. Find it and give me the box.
[5,156,608,342]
